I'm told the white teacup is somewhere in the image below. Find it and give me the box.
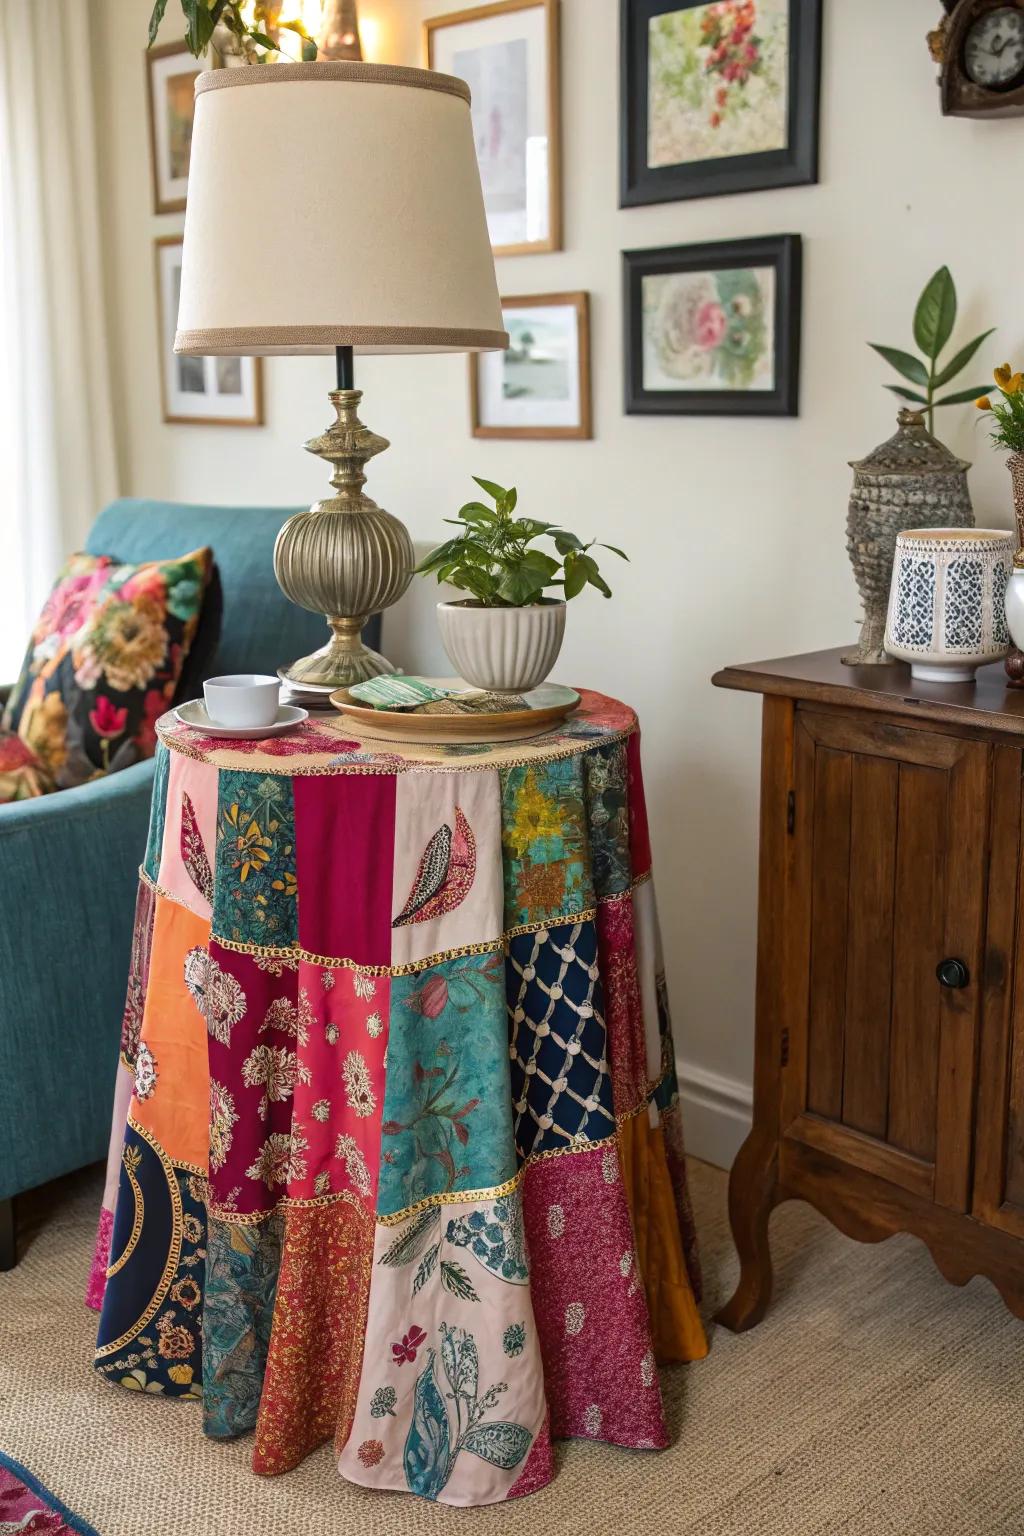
[203,674,281,728]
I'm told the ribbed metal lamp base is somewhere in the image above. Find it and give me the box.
[274,385,414,692]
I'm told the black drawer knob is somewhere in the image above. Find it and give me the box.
[936,957,970,989]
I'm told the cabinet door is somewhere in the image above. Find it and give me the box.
[974,743,1024,1236]
[782,709,988,1211]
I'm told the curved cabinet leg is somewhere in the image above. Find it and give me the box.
[714,1133,778,1332]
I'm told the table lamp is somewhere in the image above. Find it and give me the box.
[174,62,507,694]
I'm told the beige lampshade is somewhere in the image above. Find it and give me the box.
[174,62,507,357]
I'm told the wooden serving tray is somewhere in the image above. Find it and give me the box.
[329,680,580,744]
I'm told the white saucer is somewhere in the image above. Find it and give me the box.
[174,699,309,739]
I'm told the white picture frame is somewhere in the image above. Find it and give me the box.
[425,0,561,256]
[155,237,263,427]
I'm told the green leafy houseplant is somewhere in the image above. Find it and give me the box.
[870,266,992,435]
[147,0,317,60]
[416,477,627,607]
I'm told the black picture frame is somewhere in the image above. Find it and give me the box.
[623,234,802,417]
[620,0,822,206]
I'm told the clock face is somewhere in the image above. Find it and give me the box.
[964,6,1024,90]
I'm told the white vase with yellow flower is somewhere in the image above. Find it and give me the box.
[975,365,1024,672]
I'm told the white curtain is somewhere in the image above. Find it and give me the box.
[0,0,118,679]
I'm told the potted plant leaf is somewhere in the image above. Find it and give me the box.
[416,477,627,693]
[869,265,993,435]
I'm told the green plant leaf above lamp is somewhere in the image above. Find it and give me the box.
[870,266,993,435]
[416,477,627,607]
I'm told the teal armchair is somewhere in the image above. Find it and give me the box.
[0,499,378,1267]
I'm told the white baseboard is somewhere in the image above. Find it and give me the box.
[676,1058,752,1172]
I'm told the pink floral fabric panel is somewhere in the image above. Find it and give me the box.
[596,891,650,1115]
[522,1145,669,1450]
[390,769,503,968]
[293,773,396,966]
[287,960,389,1207]
[338,1190,548,1506]
[158,753,219,919]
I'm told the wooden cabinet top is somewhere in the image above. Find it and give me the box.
[712,646,1024,739]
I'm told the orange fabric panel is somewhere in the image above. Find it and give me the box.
[131,896,211,1171]
[619,1113,708,1364]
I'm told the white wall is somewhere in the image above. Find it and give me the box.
[90,0,1023,1167]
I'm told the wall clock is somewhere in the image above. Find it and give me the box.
[931,0,1024,116]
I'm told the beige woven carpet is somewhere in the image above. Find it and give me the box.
[2,1159,1022,1536]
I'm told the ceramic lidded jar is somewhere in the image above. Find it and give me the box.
[843,410,974,666]
[884,527,1014,682]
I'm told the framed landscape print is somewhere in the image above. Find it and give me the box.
[470,293,590,439]
[425,0,561,255]
[155,237,263,427]
[623,235,802,416]
[619,0,822,206]
[145,42,208,214]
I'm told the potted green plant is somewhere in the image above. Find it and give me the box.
[416,477,627,692]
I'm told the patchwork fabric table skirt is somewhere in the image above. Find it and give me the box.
[88,690,707,1506]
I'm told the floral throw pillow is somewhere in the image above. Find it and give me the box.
[4,548,212,789]
[0,729,55,803]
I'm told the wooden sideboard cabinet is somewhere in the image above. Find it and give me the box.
[712,647,1024,1330]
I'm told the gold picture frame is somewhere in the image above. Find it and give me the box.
[154,235,264,427]
[470,291,591,439]
[145,41,210,215]
[425,0,562,257]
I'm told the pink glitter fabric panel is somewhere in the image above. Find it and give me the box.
[596,891,649,1116]
[625,732,652,879]
[293,772,396,967]
[522,1144,668,1450]
[289,960,389,1206]
[84,1206,114,1312]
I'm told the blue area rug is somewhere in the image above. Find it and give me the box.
[0,1451,100,1535]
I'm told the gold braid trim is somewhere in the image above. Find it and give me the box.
[136,871,653,977]
[95,1119,185,1359]
[105,1146,144,1279]
[204,1078,665,1231]
[156,720,637,777]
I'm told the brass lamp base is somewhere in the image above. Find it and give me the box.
[280,617,397,692]
[273,385,414,691]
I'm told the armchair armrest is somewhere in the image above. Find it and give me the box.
[0,759,156,1202]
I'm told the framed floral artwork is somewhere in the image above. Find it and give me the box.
[619,0,822,206]
[145,41,208,215]
[425,0,561,255]
[470,292,591,439]
[155,237,263,426]
[623,234,802,416]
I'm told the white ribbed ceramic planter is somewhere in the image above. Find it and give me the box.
[884,527,1014,682]
[437,599,566,692]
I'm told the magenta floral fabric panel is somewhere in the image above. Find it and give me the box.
[390,769,503,968]
[293,772,396,967]
[521,1145,669,1450]
[203,943,295,1218]
[158,753,219,920]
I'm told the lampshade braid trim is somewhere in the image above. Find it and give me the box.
[193,61,471,105]
[174,324,509,354]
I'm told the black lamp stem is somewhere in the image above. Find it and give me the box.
[336,344,354,391]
